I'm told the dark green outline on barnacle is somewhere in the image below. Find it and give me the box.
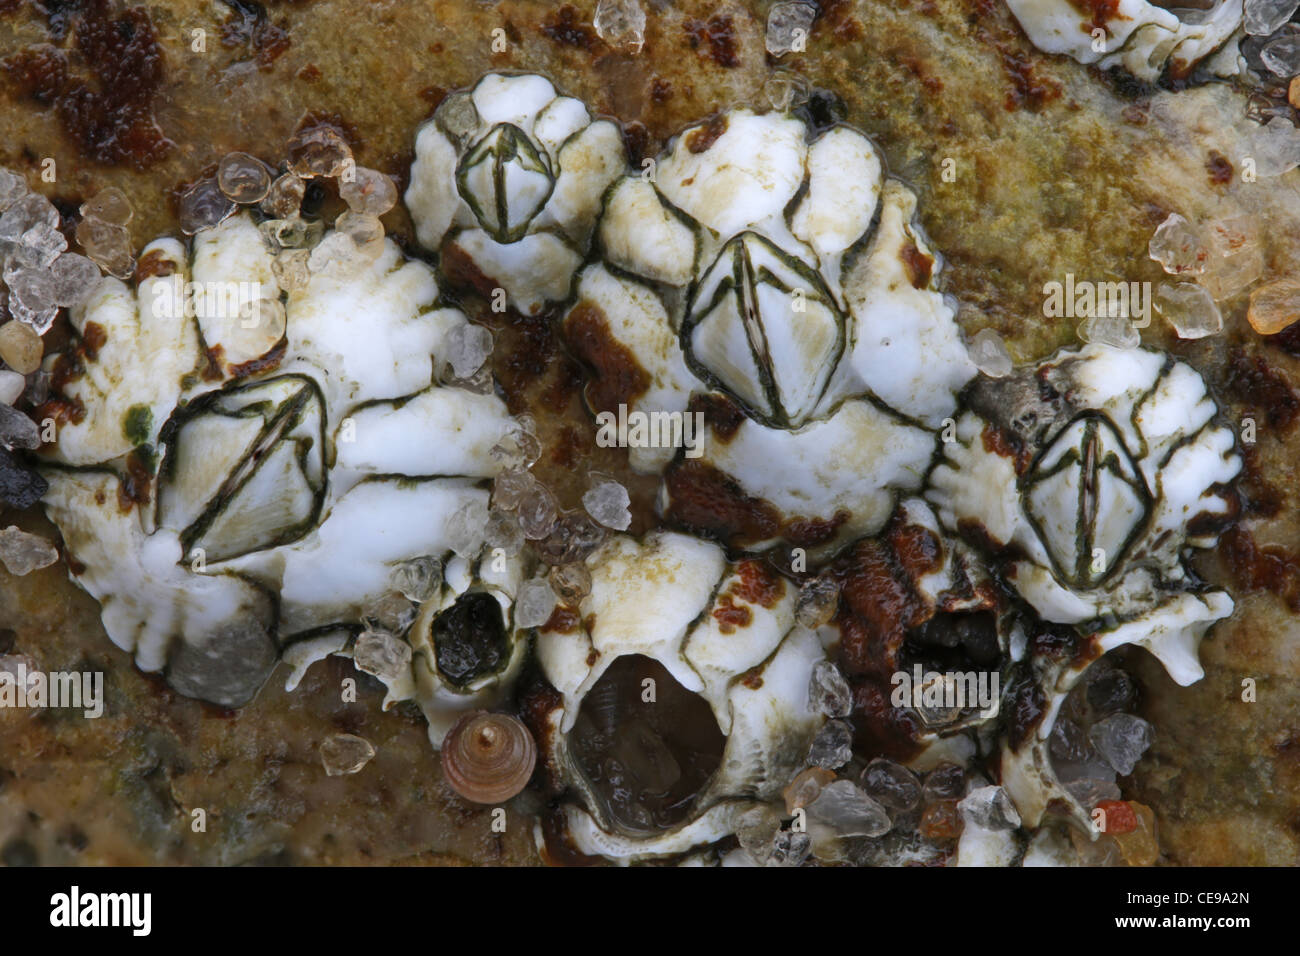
[455,122,555,244]
[155,373,328,565]
[1019,411,1153,590]
[680,230,846,431]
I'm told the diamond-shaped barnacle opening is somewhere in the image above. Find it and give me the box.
[455,122,555,244]
[1021,412,1152,590]
[155,374,326,565]
[569,655,726,834]
[682,231,844,429]
[430,589,511,689]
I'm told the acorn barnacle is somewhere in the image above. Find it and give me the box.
[38,210,522,708]
[561,107,974,557]
[405,73,627,315]
[926,343,1242,826]
[530,529,829,861]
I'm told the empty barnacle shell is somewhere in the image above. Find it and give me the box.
[398,549,534,747]
[406,73,626,314]
[562,107,974,557]
[828,498,1013,761]
[1004,0,1245,82]
[529,529,828,862]
[39,210,523,708]
[998,632,1146,833]
[441,710,538,804]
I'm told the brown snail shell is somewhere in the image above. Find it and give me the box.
[441,710,537,804]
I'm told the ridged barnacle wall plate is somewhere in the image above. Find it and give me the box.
[560,105,975,559]
[525,529,827,861]
[1004,0,1246,81]
[925,343,1242,828]
[405,72,627,316]
[37,211,530,713]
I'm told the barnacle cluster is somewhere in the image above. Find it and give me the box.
[25,71,1243,867]
[40,210,523,707]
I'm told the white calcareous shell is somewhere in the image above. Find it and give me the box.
[403,550,531,747]
[566,108,974,557]
[406,73,626,314]
[53,238,197,465]
[533,530,827,861]
[927,343,1239,679]
[926,343,1241,828]
[41,211,521,711]
[1004,0,1244,81]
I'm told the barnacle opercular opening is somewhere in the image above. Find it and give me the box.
[898,610,1004,730]
[455,122,555,244]
[682,231,844,430]
[1021,412,1151,590]
[570,655,725,833]
[432,591,510,688]
[156,373,327,564]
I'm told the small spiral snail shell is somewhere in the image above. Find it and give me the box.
[441,710,537,804]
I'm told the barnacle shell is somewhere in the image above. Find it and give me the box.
[406,73,626,314]
[531,529,828,861]
[441,711,538,804]
[404,550,532,746]
[41,212,519,708]
[564,108,973,556]
[926,343,1241,826]
[1004,0,1244,81]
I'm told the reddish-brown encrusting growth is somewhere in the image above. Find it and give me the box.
[1223,348,1300,432]
[50,0,172,168]
[683,15,740,68]
[564,302,652,414]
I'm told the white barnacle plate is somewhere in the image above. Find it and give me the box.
[563,108,974,556]
[1004,0,1244,81]
[926,343,1241,826]
[405,73,626,314]
[532,529,828,861]
[40,211,523,710]
[401,549,531,746]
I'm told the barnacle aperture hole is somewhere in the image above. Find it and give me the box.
[904,610,1001,670]
[899,610,1003,729]
[454,122,554,243]
[570,655,725,833]
[433,591,509,688]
